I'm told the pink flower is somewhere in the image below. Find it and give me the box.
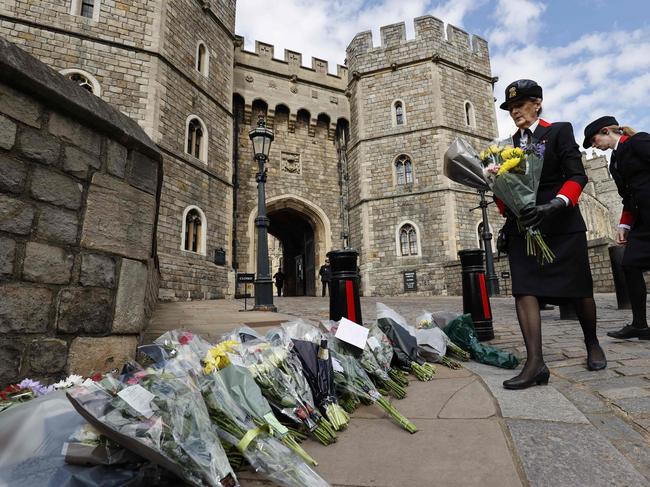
[179,332,194,345]
[127,377,139,385]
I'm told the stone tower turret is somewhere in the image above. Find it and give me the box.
[345,17,500,295]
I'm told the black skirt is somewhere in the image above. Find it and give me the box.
[508,231,593,301]
[622,215,650,270]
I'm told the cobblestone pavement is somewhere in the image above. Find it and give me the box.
[267,293,650,485]
[149,293,650,486]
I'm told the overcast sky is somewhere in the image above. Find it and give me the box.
[235,0,650,147]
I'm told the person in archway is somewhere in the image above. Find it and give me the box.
[319,259,331,297]
[273,268,285,297]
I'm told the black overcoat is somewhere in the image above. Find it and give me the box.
[503,120,594,299]
[610,132,650,268]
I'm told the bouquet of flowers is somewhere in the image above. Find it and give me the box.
[203,368,331,487]
[153,330,316,466]
[67,365,238,487]
[328,341,417,434]
[239,341,338,445]
[479,139,554,264]
[376,305,436,381]
[444,137,555,264]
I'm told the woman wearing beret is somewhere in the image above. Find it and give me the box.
[584,116,650,341]
[497,79,607,390]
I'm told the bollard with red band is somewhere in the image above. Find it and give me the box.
[327,249,363,327]
[458,249,494,341]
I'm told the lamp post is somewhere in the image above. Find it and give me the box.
[477,190,500,296]
[249,115,276,311]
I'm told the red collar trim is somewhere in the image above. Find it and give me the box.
[538,119,552,128]
[620,135,630,144]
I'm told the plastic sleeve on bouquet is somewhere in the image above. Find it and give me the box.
[67,373,238,487]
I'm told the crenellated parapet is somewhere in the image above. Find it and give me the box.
[234,36,348,91]
[346,16,492,79]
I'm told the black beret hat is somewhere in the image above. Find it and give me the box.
[582,116,619,149]
[499,79,543,110]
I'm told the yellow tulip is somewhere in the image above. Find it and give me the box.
[513,147,524,157]
[489,144,500,154]
[501,148,514,160]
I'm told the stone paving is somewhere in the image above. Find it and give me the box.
[148,293,650,486]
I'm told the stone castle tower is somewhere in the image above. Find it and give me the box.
[345,18,501,295]
[0,2,619,299]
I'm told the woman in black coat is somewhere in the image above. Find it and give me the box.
[584,116,650,340]
[497,79,607,390]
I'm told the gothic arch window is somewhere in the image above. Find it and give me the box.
[397,222,420,257]
[196,41,209,77]
[59,68,101,96]
[392,99,406,127]
[464,101,476,128]
[394,154,414,185]
[181,206,207,255]
[185,115,208,163]
[70,0,101,21]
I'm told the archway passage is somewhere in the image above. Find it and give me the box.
[269,208,315,296]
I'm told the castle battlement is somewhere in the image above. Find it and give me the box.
[346,16,491,77]
[235,35,348,90]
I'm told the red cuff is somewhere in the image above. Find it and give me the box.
[558,180,583,206]
[495,198,506,216]
[620,210,635,226]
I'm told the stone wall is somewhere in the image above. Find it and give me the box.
[0,39,162,386]
[1,0,238,302]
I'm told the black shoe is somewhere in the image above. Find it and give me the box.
[503,365,550,390]
[606,324,650,340]
[586,343,607,371]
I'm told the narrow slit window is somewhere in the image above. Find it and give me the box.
[184,209,202,252]
[187,118,204,159]
[395,101,404,125]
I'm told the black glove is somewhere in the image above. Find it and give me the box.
[520,198,567,228]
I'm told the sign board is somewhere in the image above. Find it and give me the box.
[500,271,511,279]
[403,270,417,292]
[237,273,255,283]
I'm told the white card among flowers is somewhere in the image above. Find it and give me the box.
[335,317,369,350]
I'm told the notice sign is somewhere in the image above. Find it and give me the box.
[403,270,417,292]
[335,317,369,350]
[237,273,255,283]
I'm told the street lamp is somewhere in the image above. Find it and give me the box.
[471,190,500,296]
[249,115,276,311]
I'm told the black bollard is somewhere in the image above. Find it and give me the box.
[327,249,363,326]
[458,249,494,341]
[609,245,632,310]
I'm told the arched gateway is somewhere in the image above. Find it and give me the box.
[247,195,332,296]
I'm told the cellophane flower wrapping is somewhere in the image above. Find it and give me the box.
[67,364,238,487]
[328,341,417,434]
[480,138,555,264]
[278,321,349,429]
[203,369,331,487]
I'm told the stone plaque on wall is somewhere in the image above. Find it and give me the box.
[281,152,301,174]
